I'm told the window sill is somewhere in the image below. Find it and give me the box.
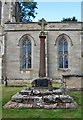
[20,69,33,72]
[58,68,70,71]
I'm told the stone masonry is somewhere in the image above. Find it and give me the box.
[3,22,82,83]
[0,1,82,89]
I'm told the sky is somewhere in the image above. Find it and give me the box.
[33,2,81,22]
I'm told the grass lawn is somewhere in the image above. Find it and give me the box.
[1,85,82,119]
[0,85,2,120]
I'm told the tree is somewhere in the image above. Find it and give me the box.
[15,2,38,22]
[61,16,78,22]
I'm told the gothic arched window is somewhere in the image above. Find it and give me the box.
[20,36,32,69]
[58,39,68,68]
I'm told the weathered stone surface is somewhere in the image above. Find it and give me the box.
[33,90,41,95]
[66,102,78,109]
[4,22,81,31]
[3,87,77,109]
[11,93,23,102]
[53,89,62,95]
[4,100,78,109]
[63,76,82,89]
[44,104,57,109]
[19,90,31,95]
[59,95,73,103]
[3,101,18,108]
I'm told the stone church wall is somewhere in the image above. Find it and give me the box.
[81,33,83,74]
[4,22,82,83]
[4,31,40,81]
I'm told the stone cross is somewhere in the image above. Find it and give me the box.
[38,18,47,36]
[38,18,47,77]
